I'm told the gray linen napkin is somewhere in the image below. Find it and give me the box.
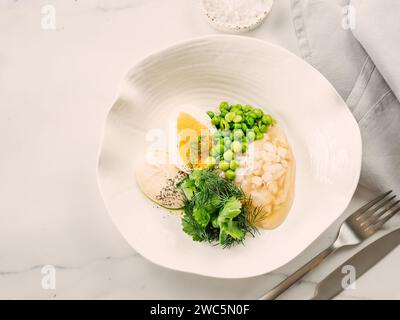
[291,0,400,195]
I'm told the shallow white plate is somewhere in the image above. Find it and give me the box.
[97,35,361,279]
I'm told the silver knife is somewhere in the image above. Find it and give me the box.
[312,228,400,300]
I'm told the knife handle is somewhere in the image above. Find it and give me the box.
[259,246,336,300]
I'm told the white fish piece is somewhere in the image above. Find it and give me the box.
[250,189,272,207]
[251,176,263,187]
[281,159,289,168]
[236,155,245,164]
[277,146,288,159]
[235,175,244,184]
[266,163,284,174]
[241,180,252,194]
[261,151,274,164]
[236,167,247,177]
[263,141,276,154]
[261,172,273,183]
[267,180,278,194]
[251,161,263,175]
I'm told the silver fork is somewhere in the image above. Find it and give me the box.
[260,191,400,300]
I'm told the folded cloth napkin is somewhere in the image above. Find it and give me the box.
[291,0,400,195]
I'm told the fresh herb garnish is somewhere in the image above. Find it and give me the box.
[177,169,257,248]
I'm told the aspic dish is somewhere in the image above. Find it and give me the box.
[97,36,361,278]
[135,102,295,248]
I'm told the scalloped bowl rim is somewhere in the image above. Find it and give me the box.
[97,35,362,279]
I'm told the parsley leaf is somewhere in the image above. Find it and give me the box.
[193,207,210,228]
[217,197,242,225]
[178,179,196,200]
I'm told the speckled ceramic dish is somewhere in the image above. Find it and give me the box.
[201,0,274,33]
[97,35,361,278]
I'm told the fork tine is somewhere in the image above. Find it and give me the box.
[358,195,397,223]
[361,198,400,226]
[374,204,400,229]
[351,191,392,221]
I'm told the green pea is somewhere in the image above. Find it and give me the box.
[223,150,234,162]
[254,108,263,118]
[211,145,224,158]
[233,123,242,129]
[247,131,256,142]
[233,115,242,123]
[207,111,215,119]
[216,137,224,146]
[249,111,258,119]
[211,116,221,126]
[232,105,243,114]
[210,148,219,158]
[235,109,243,116]
[245,116,255,127]
[243,105,252,113]
[213,131,222,140]
[230,160,240,170]
[223,137,232,148]
[259,124,268,133]
[256,132,264,140]
[225,169,236,180]
[205,156,217,168]
[221,130,231,138]
[219,101,229,112]
[225,112,236,122]
[241,123,248,132]
[241,142,248,153]
[220,111,227,118]
[254,127,260,134]
[213,138,222,147]
[233,129,244,139]
[220,119,230,130]
[231,141,242,153]
[219,160,230,171]
[262,114,273,125]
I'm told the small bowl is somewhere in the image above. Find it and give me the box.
[201,0,274,33]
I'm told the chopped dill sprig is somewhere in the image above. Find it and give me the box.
[177,169,259,248]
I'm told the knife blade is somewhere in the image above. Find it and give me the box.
[312,228,400,300]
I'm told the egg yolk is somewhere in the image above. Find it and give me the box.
[177,112,211,169]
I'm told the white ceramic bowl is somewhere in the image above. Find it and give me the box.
[97,35,361,279]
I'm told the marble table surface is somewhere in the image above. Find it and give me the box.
[1,0,400,300]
